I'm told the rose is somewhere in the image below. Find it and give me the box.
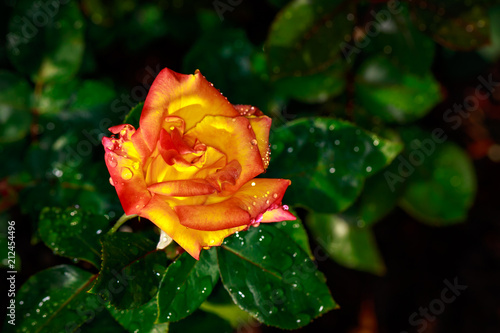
[102,68,295,259]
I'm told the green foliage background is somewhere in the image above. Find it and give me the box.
[1,0,500,332]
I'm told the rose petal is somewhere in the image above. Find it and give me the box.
[247,116,272,169]
[141,68,239,151]
[140,196,246,259]
[234,105,265,116]
[184,115,264,193]
[103,126,151,215]
[205,160,242,192]
[175,178,292,231]
[148,179,217,196]
[261,207,296,222]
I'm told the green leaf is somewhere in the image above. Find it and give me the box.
[266,0,354,78]
[267,117,403,213]
[35,80,79,114]
[364,3,435,75]
[169,310,232,333]
[410,0,493,50]
[70,80,116,111]
[273,208,313,258]
[398,127,477,225]
[7,0,85,84]
[89,232,168,309]
[0,71,32,143]
[200,283,254,328]
[123,102,144,129]
[157,248,219,322]
[306,213,385,275]
[273,61,346,103]
[3,265,99,333]
[107,295,169,333]
[79,309,125,333]
[217,224,336,329]
[355,56,442,124]
[39,206,110,267]
[336,163,403,228]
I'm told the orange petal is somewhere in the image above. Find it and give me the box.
[140,68,239,151]
[148,179,217,196]
[175,178,292,231]
[261,206,296,222]
[102,125,151,215]
[140,196,246,259]
[206,160,242,192]
[234,105,265,116]
[184,115,264,193]
[248,116,272,169]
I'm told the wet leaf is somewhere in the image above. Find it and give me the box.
[336,160,405,229]
[267,117,403,213]
[273,208,313,258]
[3,265,99,333]
[157,248,219,322]
[107,295,169,333]
[39,206,110,267]
[218,224,336,329]
[89,232,168,309]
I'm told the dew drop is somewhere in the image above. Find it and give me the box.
[121,167,133,180]
[366,166,372,172]
[329,167,336,174]
[107,155,118,167]
[251,182,256,186]
[273,193,278,199]
[250,139,258,146]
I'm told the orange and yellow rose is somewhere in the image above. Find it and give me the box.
[102,68,295,259]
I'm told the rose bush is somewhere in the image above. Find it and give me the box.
[102,68,295,259]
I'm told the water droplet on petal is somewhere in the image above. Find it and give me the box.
[121,167,133,180]
[109,177,115,186]
[107,155,118,167]
[250,139,258,146]
[273,193,278,199]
